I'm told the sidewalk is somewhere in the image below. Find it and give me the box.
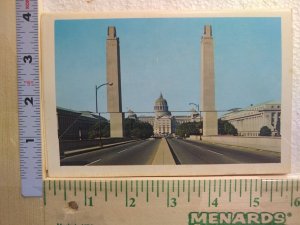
[152,138,176,165]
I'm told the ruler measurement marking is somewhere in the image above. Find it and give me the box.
[213,180,216,192]
[64,180,67,201]
[84,181,87,206]
[146,180,149,203]
[151,180,154,193]
[291,180,294,207]
[188,180,190,202]
[270,180,273,202]
[198,180,201,197]
[255,179,257,192]
[115,181,118,197]
[43,181,46,205]
[193,180,195,192]
[54,181,56,195]
[229,180,232,202]
[172,180,175,193]
[105,181,108,202]
[208,180,211,207]
[125,181,128,207]
[177,180,180,197]
[218,180,221,197]
[95,182,97,196]
[239,179,242,197]
[136,180,139,197]
[157,180,160,197]
[167,181,170,207]
[260,179,263,197]
[74,181,76,196]
[234,179,237,192]
[250,179,253,207]
[281,180,284,197]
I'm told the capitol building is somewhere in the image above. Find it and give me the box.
[127,93,201,136]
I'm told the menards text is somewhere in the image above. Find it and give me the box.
[189,212,286,225]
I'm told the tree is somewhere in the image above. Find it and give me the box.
[88,120,110,139]
[259,126,272,136]
[218,119,238,135]
[175,122,202,138]
[275,119,281,136]
[124,118,153,139]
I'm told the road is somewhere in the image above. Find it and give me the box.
[61,139,160,166]
[167,138,280,164]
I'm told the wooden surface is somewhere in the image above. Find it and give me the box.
[0,0,44,224]
[0,0,298,224]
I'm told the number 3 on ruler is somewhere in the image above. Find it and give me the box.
[23,55,32,63]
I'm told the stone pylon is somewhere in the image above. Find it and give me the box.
[106,26,124,137]
[201,25,218,136]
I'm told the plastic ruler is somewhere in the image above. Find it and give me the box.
[43,178,300,225]
[16,0,42,197]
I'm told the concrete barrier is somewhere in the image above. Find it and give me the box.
[189,135,281,152]
[152,138,176,165]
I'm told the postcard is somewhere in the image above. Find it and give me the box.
[41,11,292,177]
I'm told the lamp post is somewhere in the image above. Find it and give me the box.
[189,102,202,140]
[95,82,113,147]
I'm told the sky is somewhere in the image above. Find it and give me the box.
[55,17,281,117]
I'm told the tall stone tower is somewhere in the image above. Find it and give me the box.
[201,25,218,136]
[106,26,124,137]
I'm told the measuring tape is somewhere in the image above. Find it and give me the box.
[44,178,300,225]
[16,0,42,197]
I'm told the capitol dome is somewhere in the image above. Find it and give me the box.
[154,93,171,117]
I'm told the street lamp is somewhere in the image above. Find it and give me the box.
[189,102,202,140]
[95,82,113,146]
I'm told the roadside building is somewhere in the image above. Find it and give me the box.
[57,107,107,140]
[220,101,281,136]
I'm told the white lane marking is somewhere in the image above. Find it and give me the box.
[118,149,128,153]
[180,140,224,156]
[117,140,152,154]
[86,158,102,166]
[88,140,154,164]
